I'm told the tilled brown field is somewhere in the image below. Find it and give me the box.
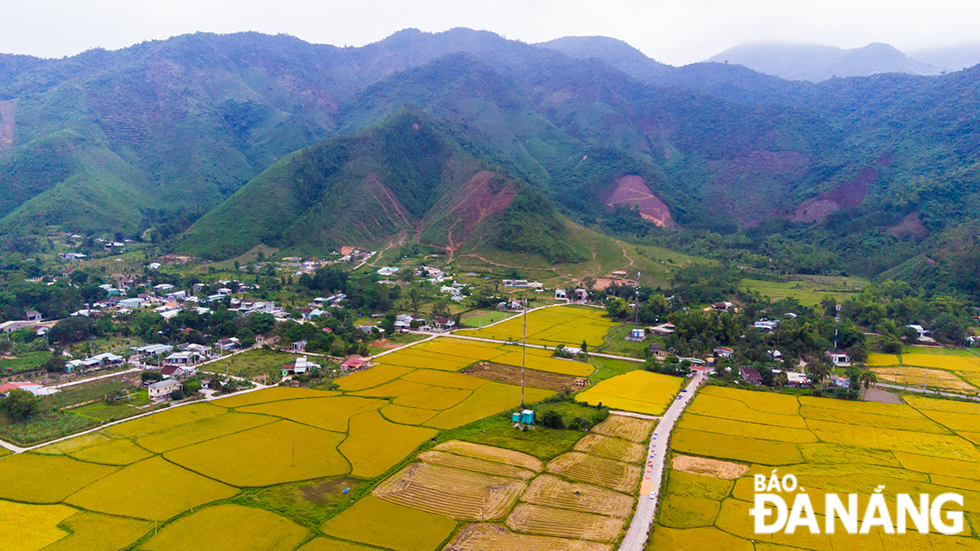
[573,433,646,463]
[546,452,641,493]
[460,361,583,392]
[419,451,536,480]
[372,462,525,520]
[520,474,634,517]
[434,440,543,471]
[442,523,612,551]
[505,503,625,542]
[591,415,655,443]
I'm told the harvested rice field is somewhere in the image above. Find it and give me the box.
[575,370,683,415]
[373,462,525,520]
[573,433,646,462]
[418,450,537,480]
[650,386,980,550]
[671,455,747,479]
[590,414,655,442]
[546,452,641,493]
[434,440,543,471]
[506,503,624,541]
[521,474,634,517]
[456,305,617,348]
[443,523,612,551]
[460,361,583,391]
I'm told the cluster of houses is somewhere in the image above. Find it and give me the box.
[0,310,56,336]
[502,279,545,290]
[554,288,589,302]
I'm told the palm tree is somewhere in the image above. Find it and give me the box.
[806,363,831,392]
[859,369,878,390]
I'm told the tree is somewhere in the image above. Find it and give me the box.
[858,369,878,390]
[141,371,164,383]
[806,363,830,392]
[42,355,66,373]
[408,288,422,310]
[1,389,39,421]
[774,371,788,390]
[540,409,565,429]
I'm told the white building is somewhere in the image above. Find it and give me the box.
[148,379,181,400]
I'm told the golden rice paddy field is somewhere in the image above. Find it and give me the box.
[867,349,979,394]
[575,370,684,416]
[1,332,617,551]
[456,305,618,348]
[649,385,980,550]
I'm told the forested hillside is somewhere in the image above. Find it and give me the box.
[2,28,980,293]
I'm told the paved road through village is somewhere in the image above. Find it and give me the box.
[619,370,704,551]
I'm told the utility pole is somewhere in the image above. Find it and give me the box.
[633,272,641,329]
[521,294,527,409]
[833,304,841,377]
[291,439,296,466]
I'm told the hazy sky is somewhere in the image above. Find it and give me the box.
[2,0,979,65]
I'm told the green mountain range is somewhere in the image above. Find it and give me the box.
[181,108,586,263]
[2,29,980,293]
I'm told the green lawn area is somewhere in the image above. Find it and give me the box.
[587,356,643,384]
[459,309,517,329]
[205,349,299,380]
[433,400,588,461]
[0,350,53,375]
[740,276,867,307]
[594,324,650,359]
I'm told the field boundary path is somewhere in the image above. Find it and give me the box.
[876,382,980,401]
[619,371,704,551]
[445,334,646,363]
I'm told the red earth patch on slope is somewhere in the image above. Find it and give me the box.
[888,212,928,241]
[604,175,673,227]
[448,171,517,241]
[791,167,874,223]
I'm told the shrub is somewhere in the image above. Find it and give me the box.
[540,409,565,429]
